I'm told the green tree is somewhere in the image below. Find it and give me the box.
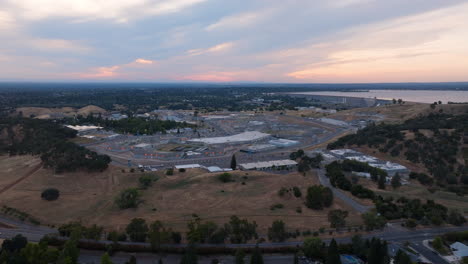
[432,236,444,253]
[231,154,237,170]
[391,174,401,189]
[292,187,302,198]
[138,174,154,189]
[115,188,140,209]
[125,256,137,264]
[378,174,386,189]
[126,218,149,242]
[328,210,348,229]
[149,220,172,252]
[58,228,80,264]
[362,211,387,231]
[326,239,341,264]
[101,252,113,264]
[218,173,232,183]
[180,244,198,264]
[267,220,288,242]
[305,185,333,210]
[303,237,323,259]
[250,245,264,264]
[41,188,60,201]
[235,249,246,264]
[394,249,411,264]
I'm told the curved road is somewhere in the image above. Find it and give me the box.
[315,168,373,213]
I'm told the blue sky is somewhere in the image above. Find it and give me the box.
[1,0,467,82]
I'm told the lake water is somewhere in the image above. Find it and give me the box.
[290,90,468,104]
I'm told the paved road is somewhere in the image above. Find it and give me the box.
[315,168,372,213]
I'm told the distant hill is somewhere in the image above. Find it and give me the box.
[15,105,106,119]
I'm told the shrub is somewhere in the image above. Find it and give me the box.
[139,174,157,189]
[292,186,302,197]
[115,188,140,209]
[41,188,60,201]
[166,168,174,175]
[270,204,284,210]
[217,173,232,183]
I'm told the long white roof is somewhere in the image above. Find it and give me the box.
[239,159,297,170]
[189,131,270,144]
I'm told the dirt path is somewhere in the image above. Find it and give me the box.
[0,163,42,195]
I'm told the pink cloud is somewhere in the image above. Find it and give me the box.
[177,73,235,82]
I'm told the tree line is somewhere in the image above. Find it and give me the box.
[0,117,110,173]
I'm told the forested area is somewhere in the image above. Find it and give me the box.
[325,160,466,227]
[64,114,195,135]
[328,113,468,189]
[0,117,110,173]
[0,85,313,113]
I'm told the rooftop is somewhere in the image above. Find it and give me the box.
[239,159,298,170]
[188,131,270,144]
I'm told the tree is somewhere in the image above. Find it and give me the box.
[180,244,198,264]
[1,234,28,253]
[394,249,411,264]
[303,237,323,259]
[58,228,80,264]
[126,218,149,242]
[292,186,302,198]
[447,209,467,226]
[101,253,113,264]
[432,236,444,253]
[231,154,237,170]
[267,220,288,242]
[41,188,60,201]
[294,253,299,264]
[378,174,386,189]
[328,210,348,229]
[115,188,140,209]
[235,249,246,264]
[326,239,341,264]
[138,174,154,189]
[149,220,172,252]
[391,174,401,189]
[250,245,264,264]
[305,185,333,210]
[224,215,258,244]
[125,256,137,264]
[218,173,232,183]
[367,238,388,264]
[362,211,387,231]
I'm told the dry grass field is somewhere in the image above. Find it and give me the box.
[355,177,468,214]
[0,155,362,234]
[328,102,468,123]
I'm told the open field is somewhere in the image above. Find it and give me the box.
[0,155,362,234]
[328,102,468,123]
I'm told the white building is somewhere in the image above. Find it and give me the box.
[450,242,468,260]
[175,164,202,169]
[269,138,299,148]
[239,160,298,171]
[188,131,270,145]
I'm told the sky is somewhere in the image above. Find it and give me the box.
[0,0,468,83]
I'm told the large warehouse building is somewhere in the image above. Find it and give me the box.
[239,159,298,171]
[188,131,270,145]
